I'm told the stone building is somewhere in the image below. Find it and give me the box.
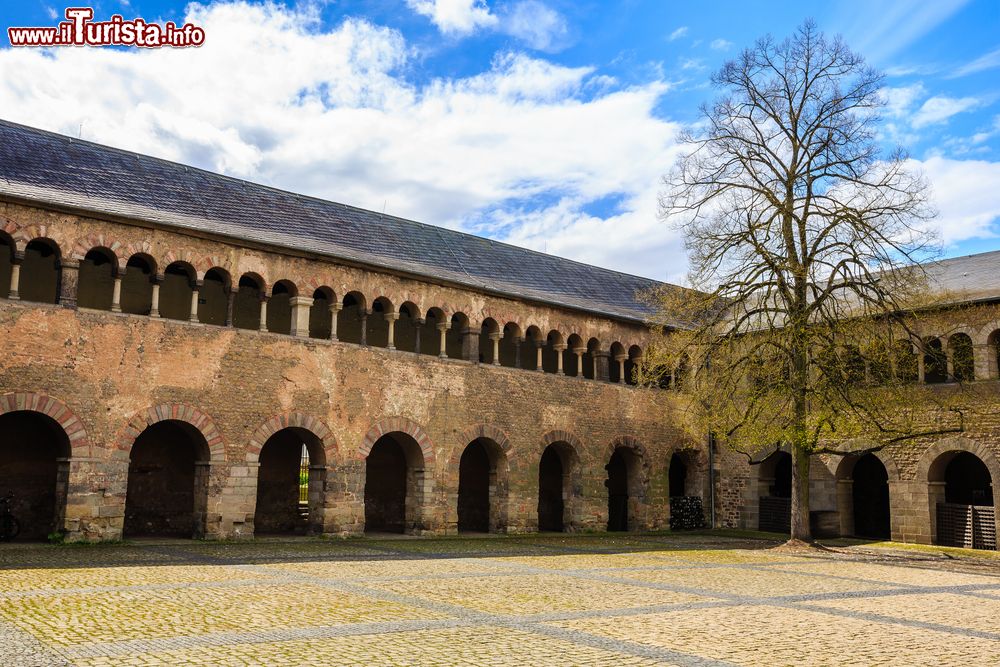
[0,119,996,550]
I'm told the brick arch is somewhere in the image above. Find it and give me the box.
[915,436,1000,483]
[118,240,155,272]
[161,249,213,276]
[247,412,337,465]
[302,276,338,300]
[358,416,435,464]
[11,224,66,253]
[541,429,584,458]
[116,404,225,462]
[605,435,649,463]
[0,392,90,458]
[70,233,124,263]
[455,424,515,466]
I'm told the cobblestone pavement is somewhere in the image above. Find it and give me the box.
[1,533,999,666]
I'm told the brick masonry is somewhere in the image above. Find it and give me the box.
[1,199,998,546]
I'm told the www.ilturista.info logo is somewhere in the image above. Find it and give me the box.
[7,7,205,48]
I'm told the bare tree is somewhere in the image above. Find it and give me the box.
[654,21,965,543]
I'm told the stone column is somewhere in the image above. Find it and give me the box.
[489,332,501,365]
[535,340,544,371]
[461,326,479,362]
[150,274,162,317]
[945,343,955,381]
[615,353,627,384]
[330,302,341,341]
[360,309,369,346]
[111,271,123,312]
[437,322,449,358]
[384,311,398,350]
[595,350,610,381]
[917,350,926,383]
[573,348,584,378]
[554,343,566,375]
[289,295,313,337]
[7,251,22,300]
[414,318,423,353]
[58,258,80,308]
[225,288,236,327]
[514,336,523,368]
[973,342,997,380]
[258,296,269,333]
[189,279,202,323]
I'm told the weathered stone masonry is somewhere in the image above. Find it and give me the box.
[0,120,997,549]
[0,202,707,542]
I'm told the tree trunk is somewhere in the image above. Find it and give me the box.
[790,443,812,541]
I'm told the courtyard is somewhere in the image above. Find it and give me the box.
[0,533,997,666]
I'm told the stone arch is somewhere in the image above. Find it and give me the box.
[451,425,513,534]
[835,452,893,540]
[11,224,68,252]
[247,412,337,465]
[605,436,651,531]
[0,392,90,458]
[359,416,435,464]
[538,430,584,532]
[116,404,225,462]
[70,233,124,263]
[917,436,999,549]
[458,424,514,464]
[915,436,1000,483]
[834,449,900,483]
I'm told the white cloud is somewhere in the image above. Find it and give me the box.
[406,0,498,36]
[45,6,58,20]
[709,39,732,51]
[668,26,688,41]
[950,46,1000,78]
[0,1,683,280]
[882,83,927,118]
[911,95,981,128]
[912,156,1000,243]
[500,1,569,52]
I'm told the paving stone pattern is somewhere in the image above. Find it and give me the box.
[1,534,998,666]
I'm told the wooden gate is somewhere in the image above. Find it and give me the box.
[759,496,791,534]
[936,503,997,550]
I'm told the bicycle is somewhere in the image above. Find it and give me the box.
[0,492,20,542]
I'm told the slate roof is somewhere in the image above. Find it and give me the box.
[924,249,1000,304]
[0,119,668,323]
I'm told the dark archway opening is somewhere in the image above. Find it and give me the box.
[669,453,687,498]
[606,450,629,531]
[945,453,994,506]
[267,281,294,335]
[77,247,116,310]
[538,445,567,531]
[758,451,792,533]
[20,239,60,304]
[458,440,491,533]
[234,275,263,330]
[0,411,70,540]
[121,255,154,315]
[254,427,324,535]
[159,263,195,321]
[924,338,948,384]
[852,454,890,539]
[933,451,995,550]
[365,434,424,533]
[199,268,229,326]
[124,420,210,538]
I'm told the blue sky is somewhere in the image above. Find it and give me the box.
[1,0,999,281]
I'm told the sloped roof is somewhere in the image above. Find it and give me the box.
[0,119,668,323]
[924,249,1000,303]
